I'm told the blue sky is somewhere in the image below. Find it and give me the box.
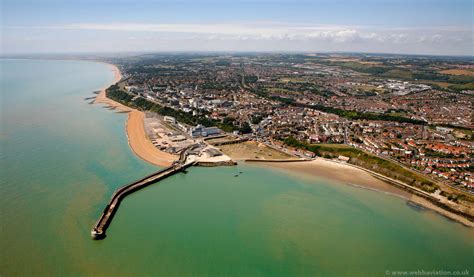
[1,0,473,55]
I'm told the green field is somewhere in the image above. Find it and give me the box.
[382,69,413,79]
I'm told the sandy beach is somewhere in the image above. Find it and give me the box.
[94,63,178,167]
[255,159,474,227]
[125,110,177,166]
[256,159,411,197]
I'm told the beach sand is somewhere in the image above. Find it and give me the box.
[257,159,411,197]
[256,159,474,227]
[94,64,178,167]
[126,110,177,166]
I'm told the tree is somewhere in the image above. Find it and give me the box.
[239,122,252,134]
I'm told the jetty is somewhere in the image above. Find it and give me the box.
[91,146,196,239]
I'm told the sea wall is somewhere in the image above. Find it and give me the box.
[195,161,237,167]
[245,158,310,163]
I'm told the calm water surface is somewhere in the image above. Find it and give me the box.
[1,59,473,276]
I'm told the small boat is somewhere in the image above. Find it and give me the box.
[234,174,239,177]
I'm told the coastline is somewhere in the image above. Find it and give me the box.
[92,63,473,227]
[254,158,474,227]
[94,63,178,167]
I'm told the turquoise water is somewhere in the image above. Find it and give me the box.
[1,59,473,276]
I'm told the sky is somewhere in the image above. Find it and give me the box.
[1,0,473,55]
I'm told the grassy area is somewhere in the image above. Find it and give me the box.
[382,69,413,79]
[448,82,474,91]
[314,143,353,149]
[268,87,294,94]
[279,77,307,83]
[417,80,474,91]
[354,84,379,90]
[353,84,385,95]
[418,81,452,88]
[439,69,474,76]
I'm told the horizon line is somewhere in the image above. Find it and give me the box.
[1,50,474,59]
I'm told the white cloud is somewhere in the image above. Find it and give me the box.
[3,22,472,55]
[38,22,468,46]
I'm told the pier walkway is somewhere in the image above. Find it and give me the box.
[91,146,196,239]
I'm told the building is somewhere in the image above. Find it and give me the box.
[164,116,176,124]
[337,155,350,162]
[189,125,221,138]
[436,126,453,134]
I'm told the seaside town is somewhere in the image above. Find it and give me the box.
[105,54,473,194]
[79,52,474,231]
[4,0,474,274]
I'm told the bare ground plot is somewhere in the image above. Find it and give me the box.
[218,141,296,160]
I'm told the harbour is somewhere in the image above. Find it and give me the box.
[92,146,197,239]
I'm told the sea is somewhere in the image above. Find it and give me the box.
[0,59,472,276]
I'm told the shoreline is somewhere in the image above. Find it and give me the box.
[93,63,177,167]
[253,158,474,228]
[92,62,472,227]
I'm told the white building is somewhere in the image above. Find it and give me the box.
[164,116,176,124]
